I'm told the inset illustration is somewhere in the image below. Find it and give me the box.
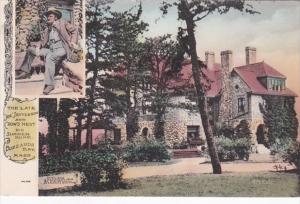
[14,0,84,97]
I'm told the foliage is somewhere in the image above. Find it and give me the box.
[234,120,252,140]
[270,138,300,170]
[123,138,170,162]
[108,3,149,139]
[39,99,73,154]
[39,152,73,176]
[260,96,299,147]
[39,144,126,191]
[72,145,126,190]
[84,1,127,148]
[216,136,251,161]
[282,142,300,170]
[142,35,183,140]
[215,121,252,161]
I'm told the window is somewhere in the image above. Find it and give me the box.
[113,129,121,144]
[187,126,199,140]
[268,78,285,91]
[238,98,245,113]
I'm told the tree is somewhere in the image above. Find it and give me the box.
[85,1,117,148]
[39,98,73,154]
[160,0,258,174]
[142,35,181,140]
[108,4,148,140]
[39,98,58,154]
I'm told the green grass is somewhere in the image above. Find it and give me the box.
[40,172,299,197]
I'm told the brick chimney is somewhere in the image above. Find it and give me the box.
[205,51,215,70]
[245,46,256,65]
[221,50,233,72]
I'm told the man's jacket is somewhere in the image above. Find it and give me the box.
[41,19,79,59]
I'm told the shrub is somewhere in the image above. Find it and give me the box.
[123,138,170,162]
[271,138,300,170]
[39,144,126,191]
[39,152,73,176]
[216,136,251,161]
[173,139,188,149]
[72,145,126,190]
[282,142,300,170]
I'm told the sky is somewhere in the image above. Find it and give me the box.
[111,0,300,128]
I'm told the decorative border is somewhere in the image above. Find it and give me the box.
[3,0,37,164]
[4,0,12,103]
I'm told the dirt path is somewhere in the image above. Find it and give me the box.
[123,157,294,179]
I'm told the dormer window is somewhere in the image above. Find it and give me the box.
[267,77,285,91]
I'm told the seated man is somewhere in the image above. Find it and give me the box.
[16,7,78,95]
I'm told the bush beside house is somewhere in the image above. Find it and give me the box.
[122,138,170,162]
[215,120,252,161]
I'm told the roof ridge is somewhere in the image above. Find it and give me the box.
[234,61,264,69]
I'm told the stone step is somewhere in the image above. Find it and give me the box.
[172,149,201,159]
[256,144,271,154]
[14,74,80,97]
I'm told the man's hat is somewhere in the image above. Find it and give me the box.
[44,7,62,19]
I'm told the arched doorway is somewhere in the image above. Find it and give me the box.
[256,124,265,144]
[142,127,149,137]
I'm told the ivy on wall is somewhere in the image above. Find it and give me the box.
[260,95,298,146]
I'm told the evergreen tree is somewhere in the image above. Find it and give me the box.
[108,4,148,140]
[85,1,120,148]
[142,35,182,140]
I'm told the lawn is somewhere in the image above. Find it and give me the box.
[40,172,299,197]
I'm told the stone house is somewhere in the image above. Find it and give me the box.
[109,47,297,148]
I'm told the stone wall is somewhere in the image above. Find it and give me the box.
[15,0,82,51]
[164,95,205,147]
[231,72,251,120]
[249,95,265,143]
[16,0,44,51]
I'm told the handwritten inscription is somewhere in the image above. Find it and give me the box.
[4,99,38,163]
[39,173,81,190]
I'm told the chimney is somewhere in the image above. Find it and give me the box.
[245,46,256,65]
[205,51,215,70]
[221,50,233,72]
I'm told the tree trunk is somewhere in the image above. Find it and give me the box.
[86,67,97,149]
[86,113,93,149]
[181,0,222,174]
[154,107,165,140]
[76,115,82,150]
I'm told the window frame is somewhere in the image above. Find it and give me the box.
[238,97,246,113]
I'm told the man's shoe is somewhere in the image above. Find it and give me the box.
[15,71,31,80]
[43,85,55,95]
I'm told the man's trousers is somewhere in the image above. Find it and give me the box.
[19,47,67,86]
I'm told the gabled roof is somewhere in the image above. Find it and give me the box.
[234,61,297,97]
[167,61,222,97]
[235,61,286,78]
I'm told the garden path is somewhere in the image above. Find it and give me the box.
[123,155,294,179]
